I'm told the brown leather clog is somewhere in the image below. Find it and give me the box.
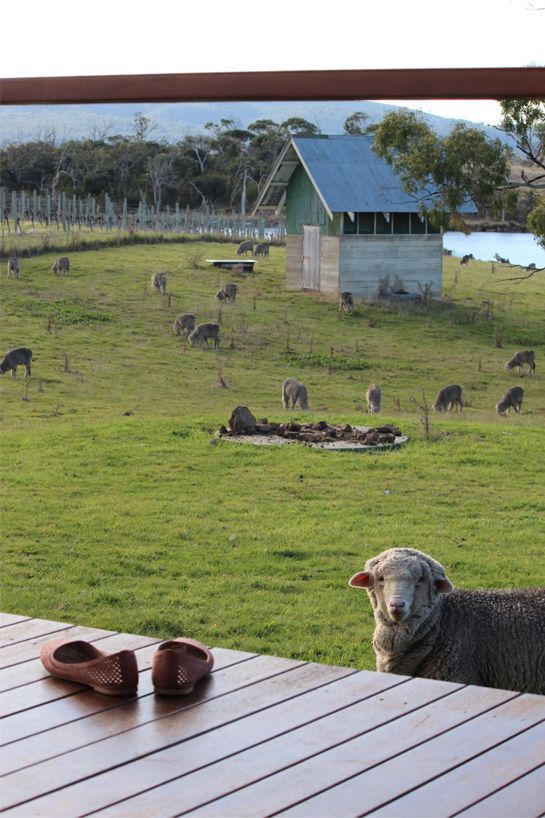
[151,637,214,696]
[40,639,138,695]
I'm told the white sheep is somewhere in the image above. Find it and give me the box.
[349,547,545,694]
[282,378,309,411]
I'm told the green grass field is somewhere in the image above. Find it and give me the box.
[1,242,544,670]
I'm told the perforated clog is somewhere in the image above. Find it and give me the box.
[152,637,214,696]
[40,639,138,695]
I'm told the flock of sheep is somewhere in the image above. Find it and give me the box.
[3,246,544,695]
[340,288,536,416]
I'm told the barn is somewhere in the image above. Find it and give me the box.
[253,134,476,301]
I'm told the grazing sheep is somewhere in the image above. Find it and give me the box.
[254,243,270,257]
[459,253,474,265]
[432,384,464,412]
[51,256,70,275]
[282,377,309,411]
[216,283,238,302]
[188,322,220,349]
[339,291,354,314]
[173,313,196,338]
[151,271,167,294]
[504,349,536,377]
[365,383,381,414]
[0,347,33,379]
[494,253,510,265]
[236,240,254,256]
[7,257,20,278]
[349,547,545,694]
[496,385,524,415]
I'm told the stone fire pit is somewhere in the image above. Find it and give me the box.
[218,407,408,452]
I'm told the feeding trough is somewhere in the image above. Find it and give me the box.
[217,407,408,452]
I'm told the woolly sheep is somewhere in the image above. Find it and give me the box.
[282,377,308,411]
[7,257,20,278]
[173,313,196,338]
[496,385,524,415]
[254,243,270,257]
[365,383,381,414]
[51,256,70,275]
[339,291,354,314]
[504,350,536,377]
[216,283,238,302]
[236,240,254,256]
[1,347,33,379]
[151,271,167,294]
[188,322,220,349]
[432,384,464,412]
[349,547,545,694]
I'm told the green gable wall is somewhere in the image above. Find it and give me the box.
[285,165,338,236]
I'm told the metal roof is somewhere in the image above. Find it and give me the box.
[253,135,477,215]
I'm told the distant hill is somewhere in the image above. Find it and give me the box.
[0,100,514,146]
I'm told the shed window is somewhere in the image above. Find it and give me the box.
[411,213,426,234]
[427,220,441,234]
[358,212,374,234]
[375,212,391,234]
[343,213,357,234]
[393,213,410,234]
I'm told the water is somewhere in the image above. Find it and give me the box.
[443,231,545,268]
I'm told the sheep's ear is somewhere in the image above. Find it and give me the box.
[349,571,373,588]
[435,577,453,593]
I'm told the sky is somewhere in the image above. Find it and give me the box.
[1,0,543,126]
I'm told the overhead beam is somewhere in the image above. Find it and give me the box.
[1,67,544,106]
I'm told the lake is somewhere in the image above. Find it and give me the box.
[443,231,545,268]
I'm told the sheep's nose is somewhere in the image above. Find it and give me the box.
[388,597,407,620]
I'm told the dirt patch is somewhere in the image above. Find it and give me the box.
[218,419,408,452]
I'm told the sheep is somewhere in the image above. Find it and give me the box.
[349,546,545,694]
[494,253,510,265]
[339,291,354,314]
[432,384,464,412]
[7,257,20,278]
[504,349,536,377]
[236,240,254,256]
[188,322,220,349]
[215,283,238,302]
[496,385,524,415]
[282,377,309,411]
[51,256,70,275]
[0,347,33,379]
[173,313,196,338]
[254,243,270,257]
[459,253,474,265]
[365,383,381,414]
[151,271,167,294]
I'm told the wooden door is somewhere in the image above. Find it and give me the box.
[302,225,320,290]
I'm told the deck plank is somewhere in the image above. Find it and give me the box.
[1,615,542,818]
[87,675,457,818]
[368,721,545,816]
[0,656,324,811]
[0,614,32,628]
[9,671,411,818]
[264,694,545,818]
[454,764,545,817]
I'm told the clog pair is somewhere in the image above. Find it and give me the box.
[40,637,214,696]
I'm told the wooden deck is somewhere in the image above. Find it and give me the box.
[0,614,544,817]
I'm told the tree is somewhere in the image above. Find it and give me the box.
[281,117,320,136]
[344,112,371,135]
[372,110,511,231]
[498,98,545,252]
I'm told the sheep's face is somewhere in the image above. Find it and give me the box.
[505,360,516,371]
[350,548,452,626]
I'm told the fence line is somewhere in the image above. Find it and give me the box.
[0,188,285,240]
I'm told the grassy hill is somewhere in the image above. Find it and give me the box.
[1,242,544,669]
